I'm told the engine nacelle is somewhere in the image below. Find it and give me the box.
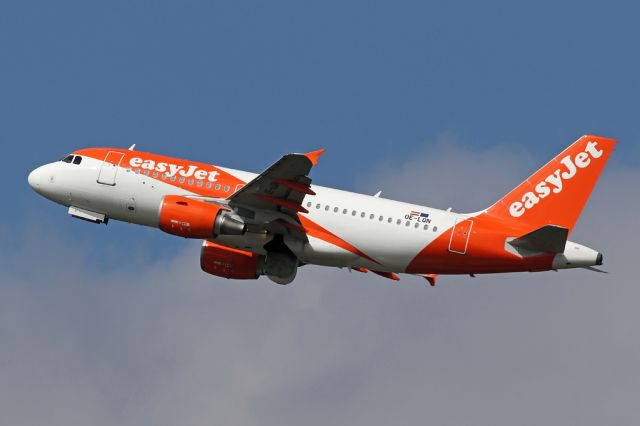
[200,241,300,284]
[159,195,245,238]
[200,241,264,279]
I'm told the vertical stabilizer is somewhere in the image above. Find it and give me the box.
[485,135,616,234]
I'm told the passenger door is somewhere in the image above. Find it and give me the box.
[97,151,124,186]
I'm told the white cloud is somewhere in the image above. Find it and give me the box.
[2,134,638,426]
[354,132,534,212]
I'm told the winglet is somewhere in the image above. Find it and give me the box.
[304,149,326,166]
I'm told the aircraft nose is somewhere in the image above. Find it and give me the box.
[28,166,44,192]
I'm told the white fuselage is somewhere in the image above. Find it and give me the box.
[28,147,603,277]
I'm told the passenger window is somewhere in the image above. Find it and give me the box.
[307,202,312,207]
[433,226,438,232]
[188,179,194,185]
[405,221,410,227]
[171,176,176,181]
[423,224,429,230]
[144,170,149,176]
[333,207,338,213]
[135,168,140,174]
[316,203,321,209]
[197,180,203,187]
[206,182,212,188]
[162,173,168,180]
[179,177,185,183]
[215,184,221,190]
[378,215,383,221]
[343,209,347,214]
[388,217,392,223]
[369,214,374,220]
[224,185,230,192]
[152,172,158,178]
[352,210,357,216]
[396,219,401,225]
[325,205,329,211]
[360,212,365,218]
[73,156,82,165]
[414,223,420,228]
[61,155,73,163]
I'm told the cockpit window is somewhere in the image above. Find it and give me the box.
[73,156,82,165]
[62,155,73,163]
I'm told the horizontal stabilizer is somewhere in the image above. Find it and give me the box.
[509,225,568,254]
[582,266,608,273]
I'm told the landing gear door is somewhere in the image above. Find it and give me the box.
[448,218,473,255]
[97,151,125,186]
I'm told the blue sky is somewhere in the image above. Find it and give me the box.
[1,2,639,424]
[4,0,638,263]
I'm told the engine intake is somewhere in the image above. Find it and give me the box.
[159,195,246,238]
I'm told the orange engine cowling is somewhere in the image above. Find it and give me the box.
[159,195,246,238]
[200,241,264,279]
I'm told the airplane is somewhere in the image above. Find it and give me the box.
[28,135,615,285]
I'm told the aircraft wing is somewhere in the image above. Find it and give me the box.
[227,149,325,224]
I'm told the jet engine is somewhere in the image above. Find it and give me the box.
[200,241,299,284]
[159,195,245,238]
[200,241,264,279]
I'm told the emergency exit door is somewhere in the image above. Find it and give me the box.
[448,218,473,254]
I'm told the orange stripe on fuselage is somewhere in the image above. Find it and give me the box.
[74,147,247,197]
[298,215,380,265]
[405,212,555,274]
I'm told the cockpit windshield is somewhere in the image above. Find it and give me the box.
[61,154,83,165]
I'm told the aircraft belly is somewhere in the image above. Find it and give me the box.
[286,235,359,267]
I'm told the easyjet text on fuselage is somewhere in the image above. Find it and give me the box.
[129,157,220,182]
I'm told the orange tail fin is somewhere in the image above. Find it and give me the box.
[485,135,616,234]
